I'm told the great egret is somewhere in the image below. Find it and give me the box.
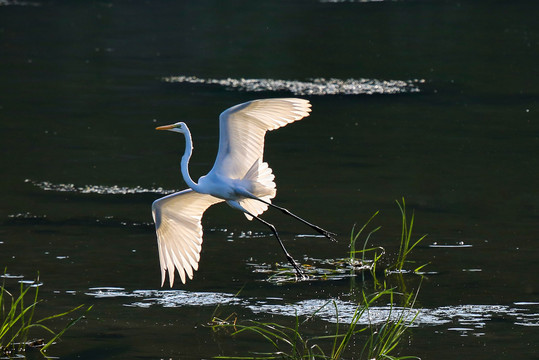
[152,98,335,287]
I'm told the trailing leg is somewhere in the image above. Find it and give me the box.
[256,198,337,241]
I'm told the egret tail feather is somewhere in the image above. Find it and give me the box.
[239,159,276,220]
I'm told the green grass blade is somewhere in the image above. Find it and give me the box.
[36,303,86,323]
[350,211,379,262]
[1,272,92,355]
[40,304,93,353]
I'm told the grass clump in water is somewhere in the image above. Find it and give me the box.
[210,288,420,360]
[391,198,428,274]
[210,199,427,359]
[0,272,92,358]
[350,198,428,280]
[252,199,427,284]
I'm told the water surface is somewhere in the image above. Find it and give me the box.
[1,0,538,359]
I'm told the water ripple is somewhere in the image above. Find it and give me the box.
[162,76,423,96]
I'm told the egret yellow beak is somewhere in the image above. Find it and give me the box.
[155,124,175,130]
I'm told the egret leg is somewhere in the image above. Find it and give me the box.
[251,214,307,279]
[245,215,306,278]
[256,198,337,241]
[227,200,306,279]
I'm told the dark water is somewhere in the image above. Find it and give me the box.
[1,0,538,359]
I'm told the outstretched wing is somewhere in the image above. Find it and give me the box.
[151,189,223,287]
[208,98,311,179]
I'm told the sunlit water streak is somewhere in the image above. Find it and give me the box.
[84,288,539,331]
[162,76,424,96]
[0,273,25,279]
[5,211,154,228]
[0,274,43,287]
[85,288,243,308]
[320,0,397,3]
[0,0,41,6]
[26,179,175,195]
[429,242,473,248]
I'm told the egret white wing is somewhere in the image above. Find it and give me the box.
[209,98,311,179]
[152,189,223,287]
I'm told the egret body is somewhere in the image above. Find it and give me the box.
[152,98,334,286]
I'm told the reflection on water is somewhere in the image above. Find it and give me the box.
[84,287,539,333]
[162,76,424,96]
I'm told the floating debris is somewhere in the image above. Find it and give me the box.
[248,256,373,284]
[162,76,424,96]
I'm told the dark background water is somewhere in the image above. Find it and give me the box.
[1,1,538,359]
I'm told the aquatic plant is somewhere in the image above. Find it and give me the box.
[210,199,427,359]
[246,199,427,287]
[0,273,92,357]
[391,198,428,274]
[360,289,420,360]
[348,211,385,286]
[210,288,420,360]
[349,199,428,281]
[349,211,381,265]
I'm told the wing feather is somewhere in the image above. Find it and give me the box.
[151,189,224,287]
[209,98,311,179]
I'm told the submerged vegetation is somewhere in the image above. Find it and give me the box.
[0,272,92,358]
[209,199,427,359]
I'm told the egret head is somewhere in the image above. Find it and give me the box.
[155,122,187,133]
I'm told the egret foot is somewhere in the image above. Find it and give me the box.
[313,226,338,242]
[285,254,308,280]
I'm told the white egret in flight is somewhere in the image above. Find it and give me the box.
[152,98,335,287]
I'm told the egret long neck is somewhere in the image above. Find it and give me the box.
[180,127,201,191]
